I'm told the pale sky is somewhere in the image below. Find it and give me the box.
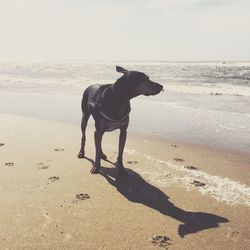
[0,0,249,61]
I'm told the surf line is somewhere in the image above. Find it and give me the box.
[142,155,250,207]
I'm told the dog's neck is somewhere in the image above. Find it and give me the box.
[113,76,141,100]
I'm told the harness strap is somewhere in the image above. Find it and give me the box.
[89,86,130,122]
[100,105,130,122]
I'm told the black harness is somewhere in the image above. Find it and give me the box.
[88,85,131,122]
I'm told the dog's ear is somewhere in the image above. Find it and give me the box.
[116,65,128,74]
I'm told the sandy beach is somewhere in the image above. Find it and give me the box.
[1,0,250,247]
[1,112,249,249]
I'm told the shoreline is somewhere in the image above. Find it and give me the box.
[0,91,249,155]
[0,112,250,249]
[1,108,250,160]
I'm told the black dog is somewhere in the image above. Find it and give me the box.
[77,66,163,174]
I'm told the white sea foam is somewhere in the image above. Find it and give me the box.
[141,155,250,206]
[166,83,250,96]
[1,60,249,95]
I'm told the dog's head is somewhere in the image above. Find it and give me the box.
[115,66,164,98]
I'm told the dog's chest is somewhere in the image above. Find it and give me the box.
[105,119,128,132]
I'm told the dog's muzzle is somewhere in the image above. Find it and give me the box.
[155,84,164,94]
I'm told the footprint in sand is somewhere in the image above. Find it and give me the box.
[39,165,49,170]
[75,193,90,200]
[226,227,240,240]
[230,231,240,237]
[184,165,198,170]
[54,147,64,152]
[164,173,173,178]
[72,193,90,203]
[5,162,14,166]
[0,143,4,147]
[48,176,60,182]
[151,235,171,249]
[174,158,185,162]
[37,163,50,170]
[192,180,206,187]
[127,160,138,164]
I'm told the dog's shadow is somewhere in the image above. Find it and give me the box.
[84,157,229,237]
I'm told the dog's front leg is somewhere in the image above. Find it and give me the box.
[91,130,104,174]
[116,127,128,175]
[78,111,90,158]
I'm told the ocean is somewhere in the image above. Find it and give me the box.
[0,60,249,153]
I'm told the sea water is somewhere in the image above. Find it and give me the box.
[0,61,249,153]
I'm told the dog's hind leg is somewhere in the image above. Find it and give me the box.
[77,110,90,158]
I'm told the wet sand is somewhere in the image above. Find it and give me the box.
[1,91,250,154]
[0,113,249,249]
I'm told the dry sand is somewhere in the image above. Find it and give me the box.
[0,113,249,249]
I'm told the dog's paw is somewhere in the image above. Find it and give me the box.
[77,152,85,158]
[90,166,100,174]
